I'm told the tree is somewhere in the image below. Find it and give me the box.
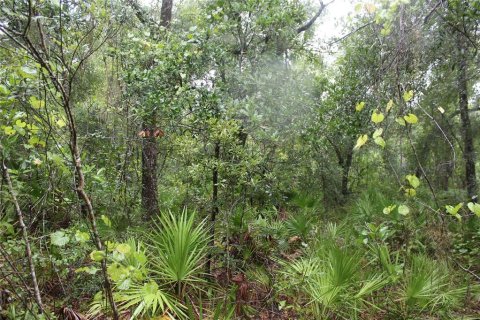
[141,0,174,220]
[0,1,120,317]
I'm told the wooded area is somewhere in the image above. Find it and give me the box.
[0,0,479,319]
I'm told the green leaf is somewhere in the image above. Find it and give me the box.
[75,266,99,275]
[105,241,117,251]
[90,250,106,262]
[395,117,406,126]
[467,202,480,217]
[117,278,132,290]
[101,215,112,227]
[381,26,391,36]
[354,134,368,150]
[398,205,410,216]
[27,123,40,133]
[107,263,129,282]
[133,251,147,265]
[405,174,420,189]
[75,230,91,243]
[56,119,66,128]
[445,203,463,222]
[403,90,414,102]
[0,85,10,96]
[112,251,125,262]
[403,113,418,124]
[374,136,385,148]
[15,120,26,128]
[355,101,365,112]
[50,231,70,247]
[0,221,14,235]
[371,111,384,124]
[29,96,44,109]
[3,126,16,135]
[116,243,131,254]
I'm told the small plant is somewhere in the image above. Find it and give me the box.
[117,281,181,319]
[400,254,467,316]
[150,208,210,298]
[278,245,388,319]
[285,211,314,240]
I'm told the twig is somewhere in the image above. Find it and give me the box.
[1,157,45,316]
[328,22,374,46]
[453,259,480,282]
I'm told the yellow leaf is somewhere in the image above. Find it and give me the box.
[56,119,66,128]
[3,126,16,135]
[355,101,365,112]
[15,119,27,128]
[383,205,396,215]
[386,99,394,112]
[403,90,414,102]
[29,96,44,109]
[90,250,105,262]
[371,111,384,124]
[373,128,383,138]
[467,202,480,217]
[33,158,43,166]
[406,174,420,188]
[404,188,416,197]
[374,136,385,148]
[27,123,40,133]
[398,204,410,216]
[437,107,445,114]
[404,113,418,124]
[116,243,131,254]
[354,134,368,150]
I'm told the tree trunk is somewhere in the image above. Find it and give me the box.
[456,33,477,201]
[206,141,220,274]
[141,129,159,220]
[160,0,173,28]
[341,150,353,197]
[141,0,173,219]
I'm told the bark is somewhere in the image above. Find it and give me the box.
[341,150,353,197]
[326,136,353,198]
[456,33,477,201]
[1,160,44,315]
[296,1,328,34]
[141,130,159,220]
[206,141,220,274]
[141,0,173,220]
[160,0,173,28]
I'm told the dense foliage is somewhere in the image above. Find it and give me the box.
[0,0,479,319]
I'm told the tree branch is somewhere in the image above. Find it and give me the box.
[297,0,333,34]
[1,157,45,316]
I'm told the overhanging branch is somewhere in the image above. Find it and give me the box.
[297,0,334,34]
